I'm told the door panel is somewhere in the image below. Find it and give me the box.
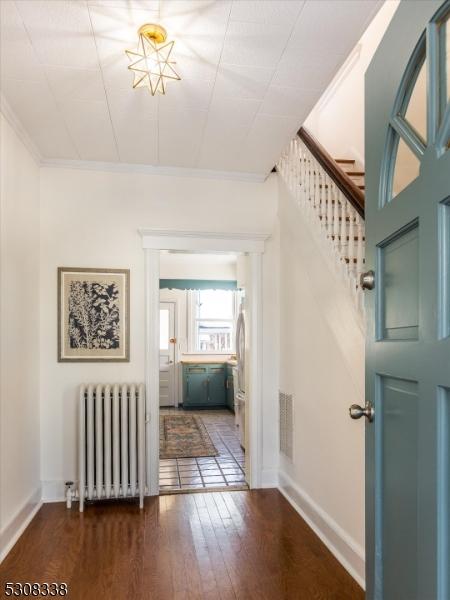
[185,372,208,407]
[378,221,419,340]
[208,366,226,406]
[439,198,450,338]
[379,377,419,600]
[159,302,175,407]
[438,386,450,599]
[365,2,450,598]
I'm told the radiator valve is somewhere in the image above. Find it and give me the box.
[65,481,74,509]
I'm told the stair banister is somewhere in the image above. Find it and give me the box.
[297,127,365,218]
[277,127,366,316]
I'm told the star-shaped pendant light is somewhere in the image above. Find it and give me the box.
[126,24,180,96]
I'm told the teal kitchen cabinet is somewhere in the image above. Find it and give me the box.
[183,363,227,408]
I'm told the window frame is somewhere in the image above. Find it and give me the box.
[187,289,238,354]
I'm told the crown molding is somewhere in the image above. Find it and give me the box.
[40,157,267,183]
[0,94,42,164]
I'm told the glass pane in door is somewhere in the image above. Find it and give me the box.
[392,137,421,198]
[404,59,427,142]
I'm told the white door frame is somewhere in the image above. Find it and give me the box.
[140,229,268,496]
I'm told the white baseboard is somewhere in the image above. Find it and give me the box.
[0,487,42,563]
[260,468,278,488]
[278,470,365,589]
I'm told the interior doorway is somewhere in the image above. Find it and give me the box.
[157,252,248,493]
[141,229,267,496]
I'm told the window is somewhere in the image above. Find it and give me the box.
[189,289,236,353]
[159,308,169,350]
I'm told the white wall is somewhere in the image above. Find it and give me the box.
[39,167,278,500]
[0,114,41,559]
[160,252,237,281]
[305,0,399,168]
[277,178,366,585]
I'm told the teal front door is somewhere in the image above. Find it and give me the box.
[364,2,450,598]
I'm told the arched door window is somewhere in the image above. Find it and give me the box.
[381,2,450,204]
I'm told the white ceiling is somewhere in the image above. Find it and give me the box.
[0,0,381,178]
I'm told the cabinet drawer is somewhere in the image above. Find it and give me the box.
[208,366,226,375]
[186,365,208,374]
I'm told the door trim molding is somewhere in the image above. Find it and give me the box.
[142,228,269,495]
[140,229,268,252]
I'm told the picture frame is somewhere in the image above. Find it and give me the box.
[58,267,130,362]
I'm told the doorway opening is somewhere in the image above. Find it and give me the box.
[157,252,248,493]
[142,228,266,496]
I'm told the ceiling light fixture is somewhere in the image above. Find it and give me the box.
[126,24,180,96]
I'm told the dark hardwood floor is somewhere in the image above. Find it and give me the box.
[0,490,363,599]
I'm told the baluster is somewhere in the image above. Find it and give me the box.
[356,215,364,282]
[313,159,319,218]
[339,193,347,263]
[305,153,312,208]
[327,175,333,240]
[332,183,339,250]
[322,173,328,234]
[348,204,355,275]
[318,170,325,230]
[313,159,319,213]
[300,143,305,186]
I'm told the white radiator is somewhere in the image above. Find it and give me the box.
[79,383,146,512]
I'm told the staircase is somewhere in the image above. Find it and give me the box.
[335,159,365,193]
[277,127,366,315]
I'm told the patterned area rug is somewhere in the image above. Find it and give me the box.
[160,414,219,459]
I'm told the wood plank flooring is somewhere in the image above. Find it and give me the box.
[0,490,363,599]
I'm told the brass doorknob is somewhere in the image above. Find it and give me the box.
[349,402,374,422]
[360,270,375,290]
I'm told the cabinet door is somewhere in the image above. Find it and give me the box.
[207,366,226,406]
[185,369,208,407]
[226,374,235,412]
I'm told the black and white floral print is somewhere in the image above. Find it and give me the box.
[68,281,120,349]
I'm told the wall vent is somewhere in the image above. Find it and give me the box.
[279,391,293,460]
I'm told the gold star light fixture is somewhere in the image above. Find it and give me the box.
[126,24,180,96]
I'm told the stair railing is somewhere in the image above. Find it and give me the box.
[277,127,365,315]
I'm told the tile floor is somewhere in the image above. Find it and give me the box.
[159,408,247,493]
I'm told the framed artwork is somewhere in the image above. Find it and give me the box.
[58,267,130,362]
